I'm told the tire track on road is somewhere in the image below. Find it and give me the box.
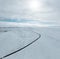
[0,31,41,59]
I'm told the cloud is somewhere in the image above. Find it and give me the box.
[0,0,60,26]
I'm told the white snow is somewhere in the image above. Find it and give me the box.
[0,27,60,59]
[0,27,38,58]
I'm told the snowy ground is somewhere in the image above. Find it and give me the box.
[0,27,60,59]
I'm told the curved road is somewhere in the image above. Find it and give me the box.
[0,31,41,59]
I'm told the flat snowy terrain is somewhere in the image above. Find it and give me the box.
[0,27,60,59]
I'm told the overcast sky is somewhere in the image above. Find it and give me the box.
[0,0,60,26]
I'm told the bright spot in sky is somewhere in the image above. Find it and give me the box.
[28,0,42,11]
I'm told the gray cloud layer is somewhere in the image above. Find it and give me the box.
[0,0,60,25]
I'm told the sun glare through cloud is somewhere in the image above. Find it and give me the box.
[27,0,42,12]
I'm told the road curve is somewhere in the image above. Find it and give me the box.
[0,31,41,59]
